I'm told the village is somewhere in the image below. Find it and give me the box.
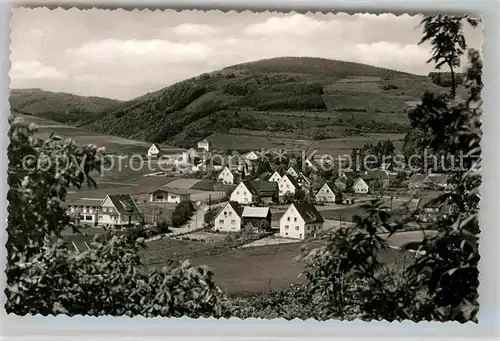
[65,137,453,255]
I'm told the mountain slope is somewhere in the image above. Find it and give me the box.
[18,57,448,149]
[9,88,121,125]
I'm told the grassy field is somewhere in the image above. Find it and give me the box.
[14,113,183,155]
[207,131,405,155]
[188,240,415,294]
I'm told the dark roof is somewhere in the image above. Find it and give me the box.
[293,202,324,224]
[323,182,341,195]
[67,198,102,207]
[283,174,300,188]
[107,194,141,215]
[162,187,196,195]
[363,170,390,180]
[248,180,278,197]
[227,201,244,217]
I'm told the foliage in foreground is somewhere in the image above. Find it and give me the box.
[5,119,230,317]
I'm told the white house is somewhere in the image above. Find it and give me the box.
[149,188,192,204]
[242,151,260,161]
[230,181,258,205]
[147,143,161,157]
[98,194,142,227]
[230,180,278,205]
[67,198,103,226]
[213,201,243,232]
[279,202,324,240]
[286,166,300,178]
[218,166,236,184]
[278,174,300,198]
[352,178,370,194]
[197,139,210,152]
[268,171,282,183]
[315,182,343,204]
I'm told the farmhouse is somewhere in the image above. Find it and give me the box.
[218,166,237,184]
[279,202,324,240]
[315,182,343,204]
[148,188,192,203]
[268,171,282,183]
[242,207,272,229]
[352,178,369,194]
[98,194,142,227]
[67,198,102,226]
[197,139,210,152]
[213,201,243,232]
[286,166,300,178]
[278,174,300,197]
[147,143,161,157]
[230,180,278,205]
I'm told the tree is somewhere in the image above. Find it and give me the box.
[419,15,480,98]
[300,17,481,322]
[5,119,229,317]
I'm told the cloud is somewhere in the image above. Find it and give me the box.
[67,39,213,64]
[351,41,430,70]
[173,23,223,37]
[245,14,327,37]
[10,61,67,80]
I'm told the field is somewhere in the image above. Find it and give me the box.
[207,131,405,156]
[13,113,184,156]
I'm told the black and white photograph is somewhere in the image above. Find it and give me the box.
[6,8,483,322]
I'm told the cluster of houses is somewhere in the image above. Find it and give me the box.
[213,200,325,240]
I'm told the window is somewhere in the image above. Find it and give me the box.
[219,219,224,224]
[228,211,232,217]
[287,217,290,221]
[85,215,92,221]
[231,220,236,225]
[171,195,177,199]
[244,191,247,195]
[295,226,299,231]
[236,191,240,195]
[294,217,297,222]
[224,211,227,217]
[285,225,289,230]
[157,195,163,200]
[286,185,290,189]
[285,232,288,236]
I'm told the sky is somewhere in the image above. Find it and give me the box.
[10,8,483,100]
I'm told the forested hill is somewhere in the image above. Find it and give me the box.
[9,88,121,125]
[12,57,449,148]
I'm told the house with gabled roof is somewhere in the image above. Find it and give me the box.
[315,182,343,204]
[213,201,244,232]
[286,166,300,178]
[296,172,311,190]
[197,139,210,152]
[278,174,300,198]
[268,171,282,183]
[242,150,260,161]
[352,178,369,194]
[230,180,278,205]
[147,143,161,157]
[279,202,324,240]
[217,166,237,184]
[148,187,193,204]
[98,194,142,227]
